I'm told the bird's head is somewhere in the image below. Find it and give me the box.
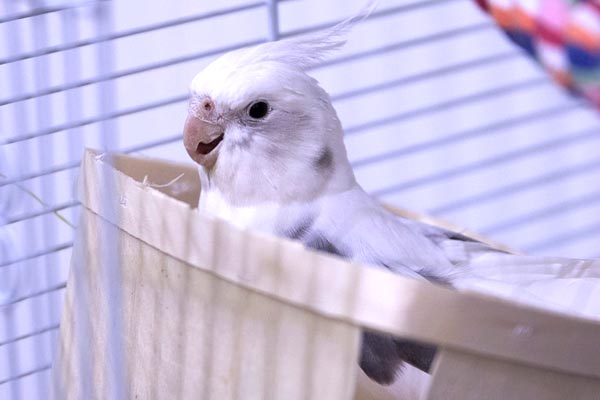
[184,8,372,205]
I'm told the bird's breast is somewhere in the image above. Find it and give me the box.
[199,188,282,234]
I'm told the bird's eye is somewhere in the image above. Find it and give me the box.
[248,101,269,119]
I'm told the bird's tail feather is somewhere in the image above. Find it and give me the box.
[449,253,600,320]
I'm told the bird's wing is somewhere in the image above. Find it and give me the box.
[283,191,451,383]
[291,216,441,385]
[308,188,460,281]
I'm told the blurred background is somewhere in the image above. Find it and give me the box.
[1,0,600,398]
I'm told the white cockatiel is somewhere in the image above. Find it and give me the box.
[183,6,600,393]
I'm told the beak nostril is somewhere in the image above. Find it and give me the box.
[202,99,213,112]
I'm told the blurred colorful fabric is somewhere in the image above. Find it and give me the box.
[476,0,600,109]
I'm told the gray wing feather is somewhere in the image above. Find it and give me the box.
[281,221,439,385]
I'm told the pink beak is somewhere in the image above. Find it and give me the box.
[183,99,224,168]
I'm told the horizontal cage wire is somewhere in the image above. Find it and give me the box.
[1,0,600,398]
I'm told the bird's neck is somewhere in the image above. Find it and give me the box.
[196,146,358,234]
[197,168,363,236]
[200,143,356,208]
